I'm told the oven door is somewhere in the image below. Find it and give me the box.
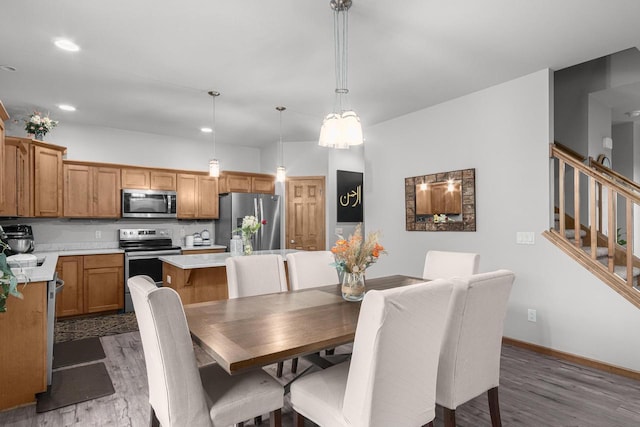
[124,249,181,312]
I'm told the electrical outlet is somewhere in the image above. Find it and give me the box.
[527,309,537,322]
[166,275,172,284]
[95,230,101,239]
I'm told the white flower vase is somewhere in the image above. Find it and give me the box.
[341,271,365,301]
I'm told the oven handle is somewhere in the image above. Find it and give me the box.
[126,250,182,259]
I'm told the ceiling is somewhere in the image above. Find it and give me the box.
[2,0,640,149]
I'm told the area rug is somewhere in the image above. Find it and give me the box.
[52,337,105,369]
[36,363,115,413]
[55,312,139,343]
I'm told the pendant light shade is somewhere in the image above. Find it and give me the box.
[276,106,286,182]
[318,0,363,148]
[208,90,220,177]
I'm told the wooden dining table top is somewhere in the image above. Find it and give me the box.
[184,274,426,375]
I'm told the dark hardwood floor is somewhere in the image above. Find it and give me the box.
[1,332,639,426]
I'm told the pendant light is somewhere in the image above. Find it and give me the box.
[276,106,286,182]
[208,90,220,177]
[318,0,363,149]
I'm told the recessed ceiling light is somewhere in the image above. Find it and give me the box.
[625,110,640,118]
[0,65,17,72]
[58,104,76,111]
[201,127,213,133]
[54,39,80,52]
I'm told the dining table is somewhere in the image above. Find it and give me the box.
[183,274,426,375]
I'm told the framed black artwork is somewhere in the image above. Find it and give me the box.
[337,170,363,222]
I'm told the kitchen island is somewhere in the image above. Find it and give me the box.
[0,252,58,411]
[159,249,298,305]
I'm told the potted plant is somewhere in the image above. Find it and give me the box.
[24,111,58,141]
[0,242,22,313]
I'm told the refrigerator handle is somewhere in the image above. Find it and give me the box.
[253,197,258,218]
[259,197,265,249]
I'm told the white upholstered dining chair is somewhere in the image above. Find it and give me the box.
[422,250,480,280]
[436,269,515,427]
[286,250,341,373]
[286,250,339,290]
[128,275,284,427]
[225,254,288,377]
[290,279,454,427]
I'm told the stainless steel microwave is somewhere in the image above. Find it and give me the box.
[121,189,177,218]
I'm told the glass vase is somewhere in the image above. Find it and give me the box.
[341,271,365,301]
[34,132,45,141]
[242,235,253,255]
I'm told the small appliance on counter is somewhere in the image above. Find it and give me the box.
[1,224,35,255]
[201,229,211,246]
[192,232,203,246]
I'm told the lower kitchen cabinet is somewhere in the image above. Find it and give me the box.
[56,253,124,317]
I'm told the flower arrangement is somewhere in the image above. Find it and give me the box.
[24,111,58,139]
[233,215,267,255]
[331,223,386,274]
[0,242,21,313]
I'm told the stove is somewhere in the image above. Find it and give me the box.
[120,228,182,312]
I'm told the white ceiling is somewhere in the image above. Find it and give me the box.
[2,0,640,148]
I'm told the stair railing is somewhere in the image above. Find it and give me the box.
[550,143,639,290]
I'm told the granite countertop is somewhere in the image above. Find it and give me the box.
[10,252,59,283]
[160,249,300,270]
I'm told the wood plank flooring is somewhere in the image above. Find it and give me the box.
[1,332,639,426]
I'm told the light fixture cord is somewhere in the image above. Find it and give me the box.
[333,5,350,114]
[279,107,284,165]
[211,93,217,158]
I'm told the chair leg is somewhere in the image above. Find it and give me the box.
[325,348,335,356]
[291,357,299,374]
[254,415,262,424]
[276,361,284,377]
[292,410,305,427]
[149,406,160,427]
[443,407,456,427]
[488,386,502,427]
[269,408,282,427]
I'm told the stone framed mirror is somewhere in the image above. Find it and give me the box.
[405,168,476,231]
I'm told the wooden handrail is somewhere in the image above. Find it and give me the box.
[589,156,640,193]
[549,142,639,292]
[553,141,587,162]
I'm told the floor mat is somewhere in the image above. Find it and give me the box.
[36,363,115,412]
[55,312,138,343]
[52,337,105,369]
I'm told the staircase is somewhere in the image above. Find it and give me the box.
[544,143,640,308]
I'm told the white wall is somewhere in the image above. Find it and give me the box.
[364,69,640,372]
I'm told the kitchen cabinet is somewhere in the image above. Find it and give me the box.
[56,253,124,317]
[177,173,219,219]
[0,281,47,410]
[0,101,8,207]
[55,256,84,317]
[0,138,28,217]
[122,167,176,191]
[64,161,121,218]
[218,171,275,194]
[2,137,67,218]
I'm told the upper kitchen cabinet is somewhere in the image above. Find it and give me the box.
[177,173,219,219]
[64,161,121,218]
[0,101,8,207]
[218,171,275,194]
[0,138,28,217]
[3,137,66,218]
[121,167,176,191]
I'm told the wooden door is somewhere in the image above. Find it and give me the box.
[252,176,275,194]
[177,173,198,218]
[16,143,29,217]
[94,166,121,217]
[198,175,219,218]
[56,256,84,317]
[32,145,63,217]
[286,177,326,250]
[84,254,124,313]
[64,163,93,217]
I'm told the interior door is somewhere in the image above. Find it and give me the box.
[286,177,326,250]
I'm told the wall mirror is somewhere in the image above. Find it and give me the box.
[405,168,476,231]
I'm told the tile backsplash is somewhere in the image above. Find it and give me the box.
[0,218,216,251]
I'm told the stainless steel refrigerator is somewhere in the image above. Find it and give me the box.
[215,193,281,251]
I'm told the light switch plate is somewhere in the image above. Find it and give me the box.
[516,232,535,245]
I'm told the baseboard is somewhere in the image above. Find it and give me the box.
[502,337,640,381]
